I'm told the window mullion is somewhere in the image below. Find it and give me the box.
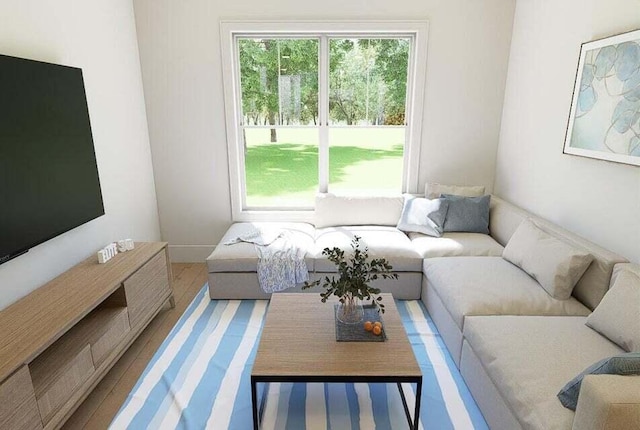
[318,35,329,193]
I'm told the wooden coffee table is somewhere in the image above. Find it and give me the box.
[251,293,422,429]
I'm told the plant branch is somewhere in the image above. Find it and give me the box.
[302,236,398,312]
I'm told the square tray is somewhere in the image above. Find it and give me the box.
[335,304,387,342]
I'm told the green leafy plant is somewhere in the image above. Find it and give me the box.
[302,235,398,313]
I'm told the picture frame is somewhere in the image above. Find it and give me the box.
[564,29,640,166]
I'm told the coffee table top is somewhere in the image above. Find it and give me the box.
[252,293,421,379]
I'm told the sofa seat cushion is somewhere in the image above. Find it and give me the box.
[423,257,590,329]
[463,316,624,430]
[207,222,316,272]
[409,232,504,258]
[314,226,422,272]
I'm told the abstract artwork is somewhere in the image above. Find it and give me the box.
[564,29,640,166]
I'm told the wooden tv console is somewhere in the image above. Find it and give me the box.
[0,242,174,430]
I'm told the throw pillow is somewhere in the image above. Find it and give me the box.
[424,183,485,199]
[502,219,593,300]
[441,194,490,234]
[396,196,449,237]
[586,267,640,352]
[558,352,640,410]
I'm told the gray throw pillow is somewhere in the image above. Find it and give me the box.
[397,196,449,237]
[557,352,640,410]
[441,194,490,234]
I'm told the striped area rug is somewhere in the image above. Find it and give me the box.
[110,286,487,429]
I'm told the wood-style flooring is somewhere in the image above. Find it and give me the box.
[62,263,208,430]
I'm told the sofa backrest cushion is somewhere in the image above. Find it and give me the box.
[502,219,594,300]
[425,182,485,199]
[489,195,530,246]
[490,195,628,310]
[314,193,404,228]
[586,264,640,352]
[534,218,628,310]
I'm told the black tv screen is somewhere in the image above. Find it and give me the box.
[0,54,104,264]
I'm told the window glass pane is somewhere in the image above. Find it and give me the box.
[244,128,318,207]
[238,38,318,126]
[329,38,409,125]
[328,128,404,194]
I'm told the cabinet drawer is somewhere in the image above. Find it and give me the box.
[0,366,42,430]
[72,305,131,367]
[124,251,171,328]
[30,343,95,425]
[90,307,130,366]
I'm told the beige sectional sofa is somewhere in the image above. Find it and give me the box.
[205,192,640,430]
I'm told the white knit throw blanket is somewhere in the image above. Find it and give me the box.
[223,226,308,293]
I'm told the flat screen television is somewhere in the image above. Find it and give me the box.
[0,54,104,265]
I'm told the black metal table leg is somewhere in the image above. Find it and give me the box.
[397,379,422,430]
[252,379,270,429]
[414,378,422,430]
[397,382,413,428]
[258,382,269,424]
[251,377,259,430]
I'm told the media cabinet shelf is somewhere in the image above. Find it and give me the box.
[0,242,174,430]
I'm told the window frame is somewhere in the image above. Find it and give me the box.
[220,20,429,222]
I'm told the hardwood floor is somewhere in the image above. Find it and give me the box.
[62,263,208,430]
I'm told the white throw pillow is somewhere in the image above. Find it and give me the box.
[396,196,449,237]
[502,219,594,300]
[314,193,404,228]
[424,183,485,199]
[586,266,640,352]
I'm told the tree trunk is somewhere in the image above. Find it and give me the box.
[263,39,278,143]
[242,128,247,152]
[268,111,277,142]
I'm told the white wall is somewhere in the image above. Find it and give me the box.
[0,0,161,309]
[133,0,516,261]
[494,0,640,263]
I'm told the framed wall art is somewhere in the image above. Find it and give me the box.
[564,29,640,166]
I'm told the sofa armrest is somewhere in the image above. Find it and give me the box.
[572,374,640,430]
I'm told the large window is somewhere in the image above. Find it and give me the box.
[221,22,428,220]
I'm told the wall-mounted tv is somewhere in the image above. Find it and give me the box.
[0,54,104,265]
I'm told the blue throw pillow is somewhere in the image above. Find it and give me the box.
[441,194,490,234]
[397,196,449,237]
[557,352,640,410]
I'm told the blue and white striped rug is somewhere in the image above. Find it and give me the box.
[110,286,487,429]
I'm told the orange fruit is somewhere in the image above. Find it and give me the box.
[373,321,382,329]
[372,325,382,336]
[364,321,373,331]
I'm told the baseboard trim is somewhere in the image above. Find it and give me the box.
[168,245,215,263]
